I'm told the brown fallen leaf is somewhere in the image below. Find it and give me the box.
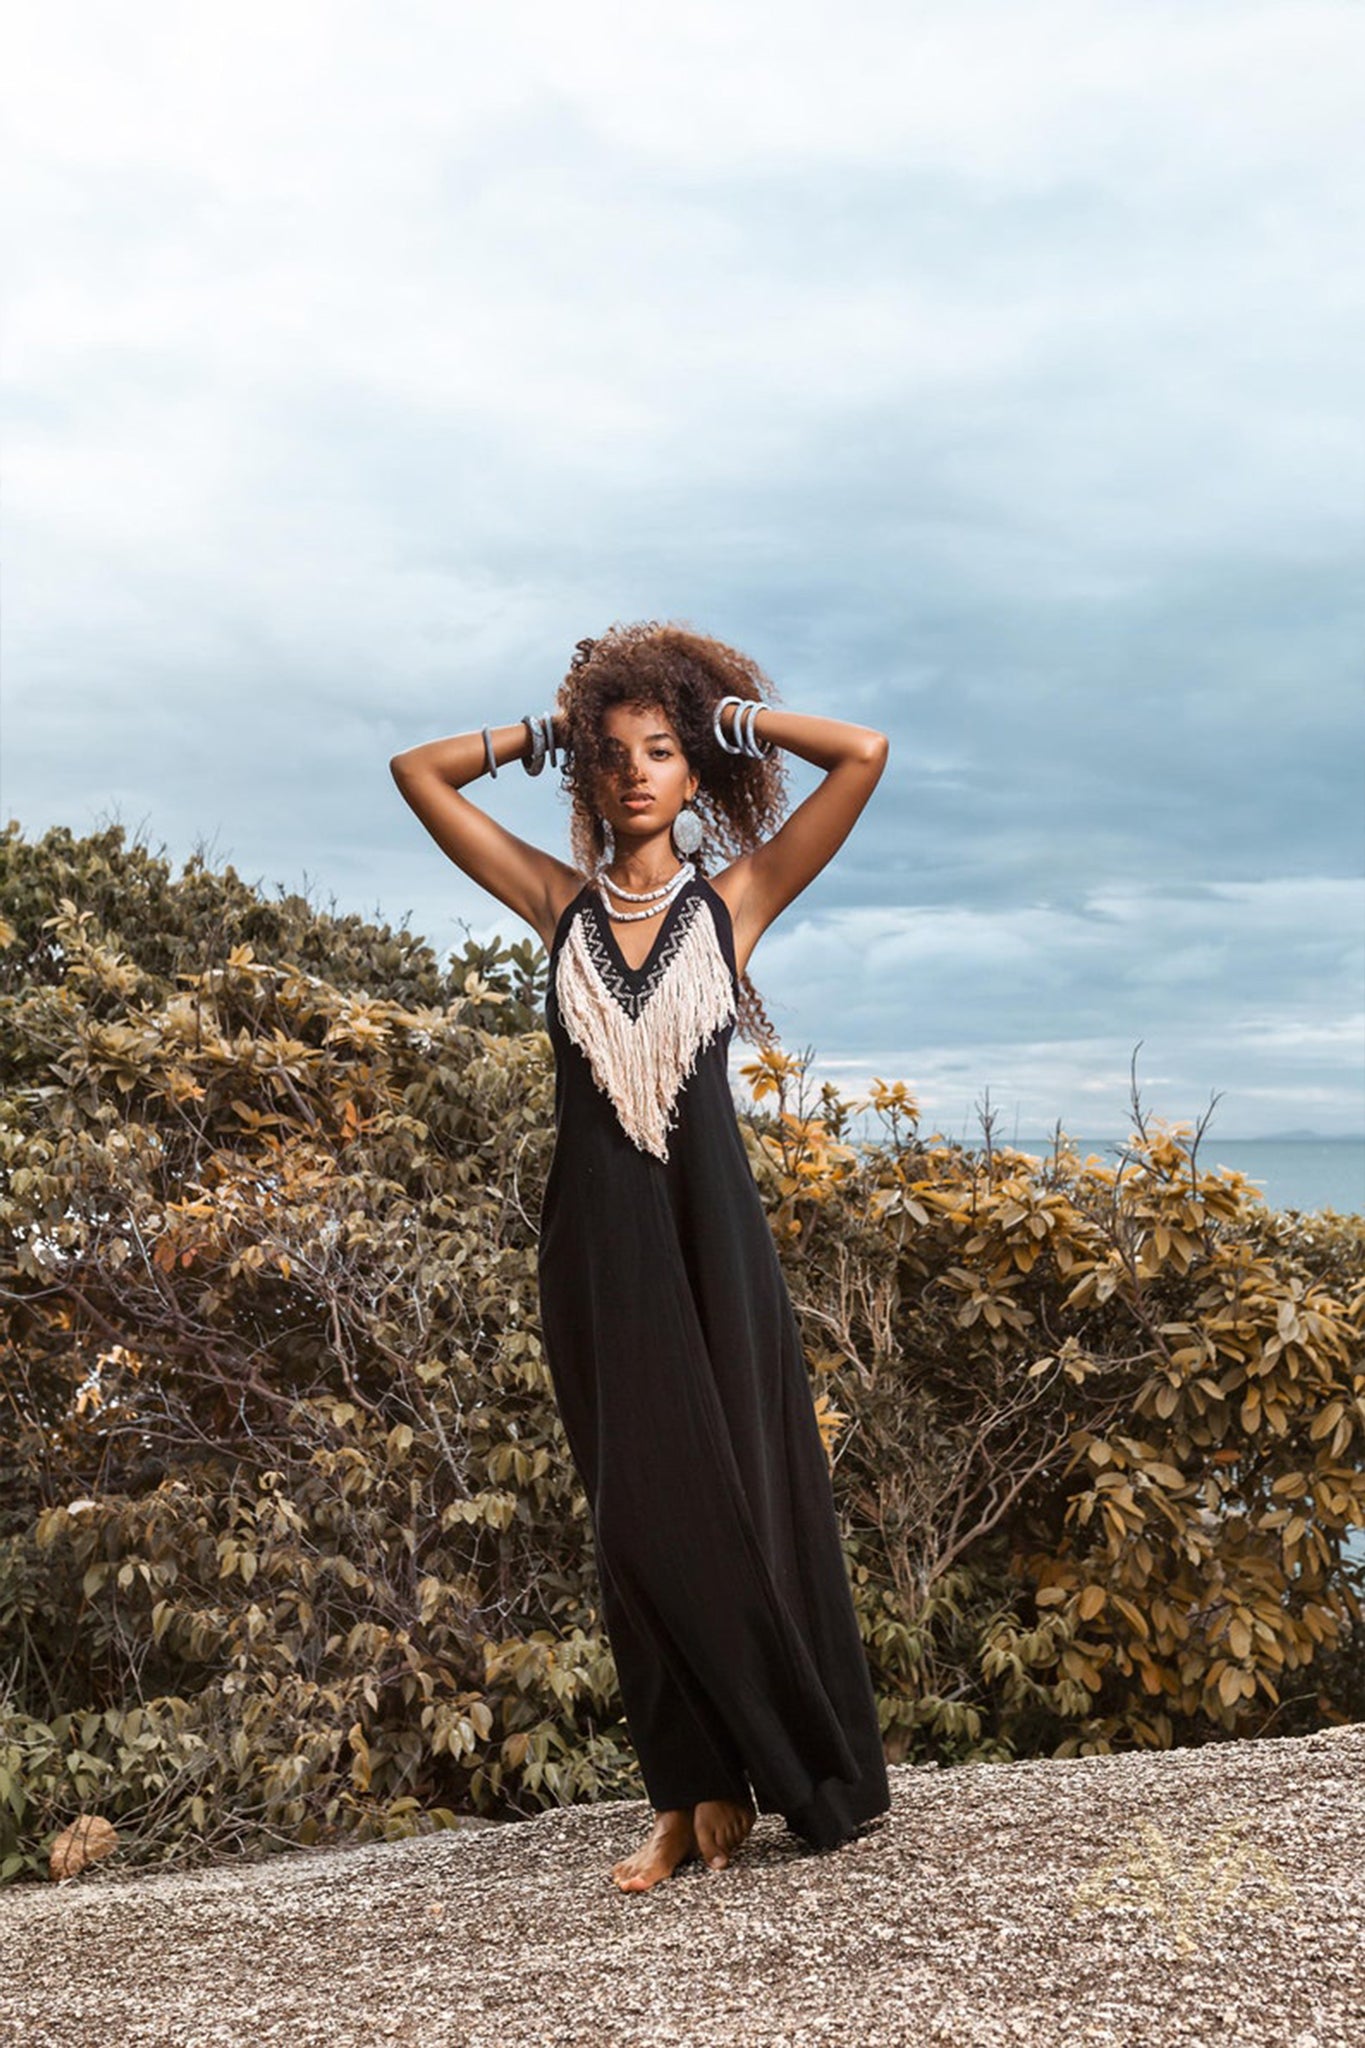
[49,1815,119,1881]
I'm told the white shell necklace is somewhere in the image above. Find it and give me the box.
[597,859,695,922]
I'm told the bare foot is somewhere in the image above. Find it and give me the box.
[610,1808,696,1893]
[692,1794,755,1872]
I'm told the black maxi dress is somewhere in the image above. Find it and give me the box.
[537,868,890,1850]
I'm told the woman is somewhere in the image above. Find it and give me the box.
[391,620,891,1891]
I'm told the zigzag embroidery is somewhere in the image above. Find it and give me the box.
[579,888,705,1018]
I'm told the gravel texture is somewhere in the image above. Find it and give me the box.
[3,1724,1361,2047]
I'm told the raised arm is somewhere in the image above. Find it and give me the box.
[711,705,888,975]
[389,719,581,953]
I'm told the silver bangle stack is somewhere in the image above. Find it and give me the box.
[480,712,562,779]
[481,699,768,776]
[713,694,773,758]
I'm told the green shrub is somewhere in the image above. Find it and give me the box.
[2,821,1360,1881]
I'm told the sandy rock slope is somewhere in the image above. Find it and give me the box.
[2,1723,1360,2047]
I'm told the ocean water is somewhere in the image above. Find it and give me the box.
[1007,1138,1365,1218]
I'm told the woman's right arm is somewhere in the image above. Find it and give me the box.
[389,718,580,952]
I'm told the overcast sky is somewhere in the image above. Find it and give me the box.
[5,0,1363,1140]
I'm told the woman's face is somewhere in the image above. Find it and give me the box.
[596,701,698,839]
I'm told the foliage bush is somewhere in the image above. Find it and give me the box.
[1,820,1361,1883]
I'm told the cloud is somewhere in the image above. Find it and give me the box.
[4,0,1362,1137]
[742,878,1363,1134]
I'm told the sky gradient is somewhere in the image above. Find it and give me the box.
[5,0,1363,1138]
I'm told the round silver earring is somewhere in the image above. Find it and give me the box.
[597,815,615,871]
[671,802,704,858]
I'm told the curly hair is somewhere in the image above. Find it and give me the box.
[552,619,790,1047]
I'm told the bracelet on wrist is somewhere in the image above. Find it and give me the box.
[713,694,773,759]
[520,710,562,775]
[521,713,546,775]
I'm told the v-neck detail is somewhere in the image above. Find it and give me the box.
[591,877,693,979]
[548,874,738,1160]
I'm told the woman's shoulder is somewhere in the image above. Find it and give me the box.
[699,865,739,923]
[699,864,750,975]
[544,872,592,953]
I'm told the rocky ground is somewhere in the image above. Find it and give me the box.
[2,1723,1361,2047]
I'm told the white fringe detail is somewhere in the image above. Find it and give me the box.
[554,890,737,1161]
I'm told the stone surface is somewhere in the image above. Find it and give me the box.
[2,1724,1361,2046]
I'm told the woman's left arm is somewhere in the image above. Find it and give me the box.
[713,705,889,967]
